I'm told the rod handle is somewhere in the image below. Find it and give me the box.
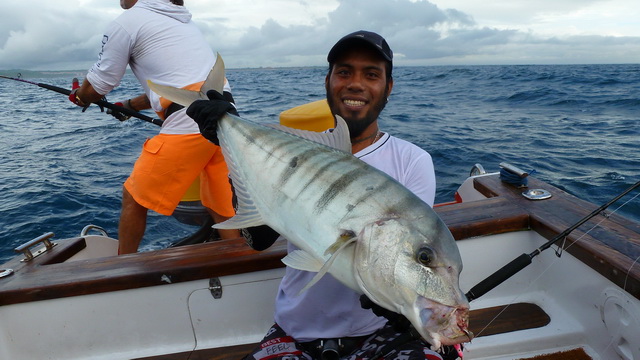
[466,253,532,301]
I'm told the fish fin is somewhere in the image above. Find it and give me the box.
[295,234,358,295]
[282,250,324,272]
[325,230,357,256]
[211,113,266,230]
[298,274,323,295]
[212,210,264,229]
[315,235,357,280]
[147,53,226,107]
[147,80,207,107]
[268,115,351,153]
[201,53,226,94]
[212,162,265,229]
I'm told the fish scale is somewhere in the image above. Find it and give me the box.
[225,124,353,215]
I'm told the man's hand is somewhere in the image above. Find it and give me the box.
[68,78,106,113]
[186,90,238,145]
[68,78,82,105]
[107,101,132,121]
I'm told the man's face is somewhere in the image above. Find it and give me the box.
[325,46,393,139]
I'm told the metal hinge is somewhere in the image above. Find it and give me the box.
[209,277,222,299]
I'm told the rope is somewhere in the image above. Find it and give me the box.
[499,168,535,187]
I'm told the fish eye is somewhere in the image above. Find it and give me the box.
[417,247,435,266]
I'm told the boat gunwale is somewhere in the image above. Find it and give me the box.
[473,175,640,301]
[1,174,638,306]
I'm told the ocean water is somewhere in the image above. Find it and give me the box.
[0,64,638,262]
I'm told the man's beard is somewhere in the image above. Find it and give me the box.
[326,90,389,139]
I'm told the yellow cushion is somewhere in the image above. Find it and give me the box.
[279,99,334,131]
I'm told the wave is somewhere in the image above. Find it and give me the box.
[2,63,639,261]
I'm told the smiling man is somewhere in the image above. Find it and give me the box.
[186,30,443,359]
[246,31,441,360]
[324,30,395,154]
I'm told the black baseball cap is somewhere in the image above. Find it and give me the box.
[327,30,393,64]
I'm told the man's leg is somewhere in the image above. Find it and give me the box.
[118,186,149,254]
[207,208,241,240]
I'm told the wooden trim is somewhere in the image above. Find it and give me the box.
[473,175,640,300]
[134,302,551,360]
[0,238,287,306]
[41,237,87,265]
[515,348,592,360]
[435,196,529,240]
[468,302,549,337]
[2,174,639,305]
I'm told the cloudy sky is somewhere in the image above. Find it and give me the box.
[1,0,639,70]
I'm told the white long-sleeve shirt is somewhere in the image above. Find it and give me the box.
[86,0,230,134]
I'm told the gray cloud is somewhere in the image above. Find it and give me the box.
[0,3,111,70]
[196,0,640,67]
[1,0,638,71]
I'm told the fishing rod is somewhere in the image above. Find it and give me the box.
[465,179,640,302]
[0,75,163,126]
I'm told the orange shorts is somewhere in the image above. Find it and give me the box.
[124,133,235,217]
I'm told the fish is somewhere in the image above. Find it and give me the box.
[147,54,472,350]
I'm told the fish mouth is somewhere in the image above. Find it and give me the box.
[414,296,473,349]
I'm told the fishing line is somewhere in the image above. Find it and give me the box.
[553,189,640,258]
[466,179,640,302]
[183,278,272,359]
[623,256,640,290]
[471,184,640,341]
[601,253,640,356]
[574,191,640,356]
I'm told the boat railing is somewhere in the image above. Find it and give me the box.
[1,173,639,306]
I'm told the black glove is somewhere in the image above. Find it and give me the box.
[242,225,280,251]
[186,90,238,145]
[107,102,132,121]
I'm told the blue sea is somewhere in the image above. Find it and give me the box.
[1,64,639,262]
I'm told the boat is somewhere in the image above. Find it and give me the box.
[2,96,639,360]
[1,160,639,360]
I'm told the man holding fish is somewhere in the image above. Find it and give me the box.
[155,30,471,359]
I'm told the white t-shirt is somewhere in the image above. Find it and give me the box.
[86,0,230,134]
[274,132,436,341]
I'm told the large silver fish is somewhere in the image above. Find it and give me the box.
[148,54,472,349]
